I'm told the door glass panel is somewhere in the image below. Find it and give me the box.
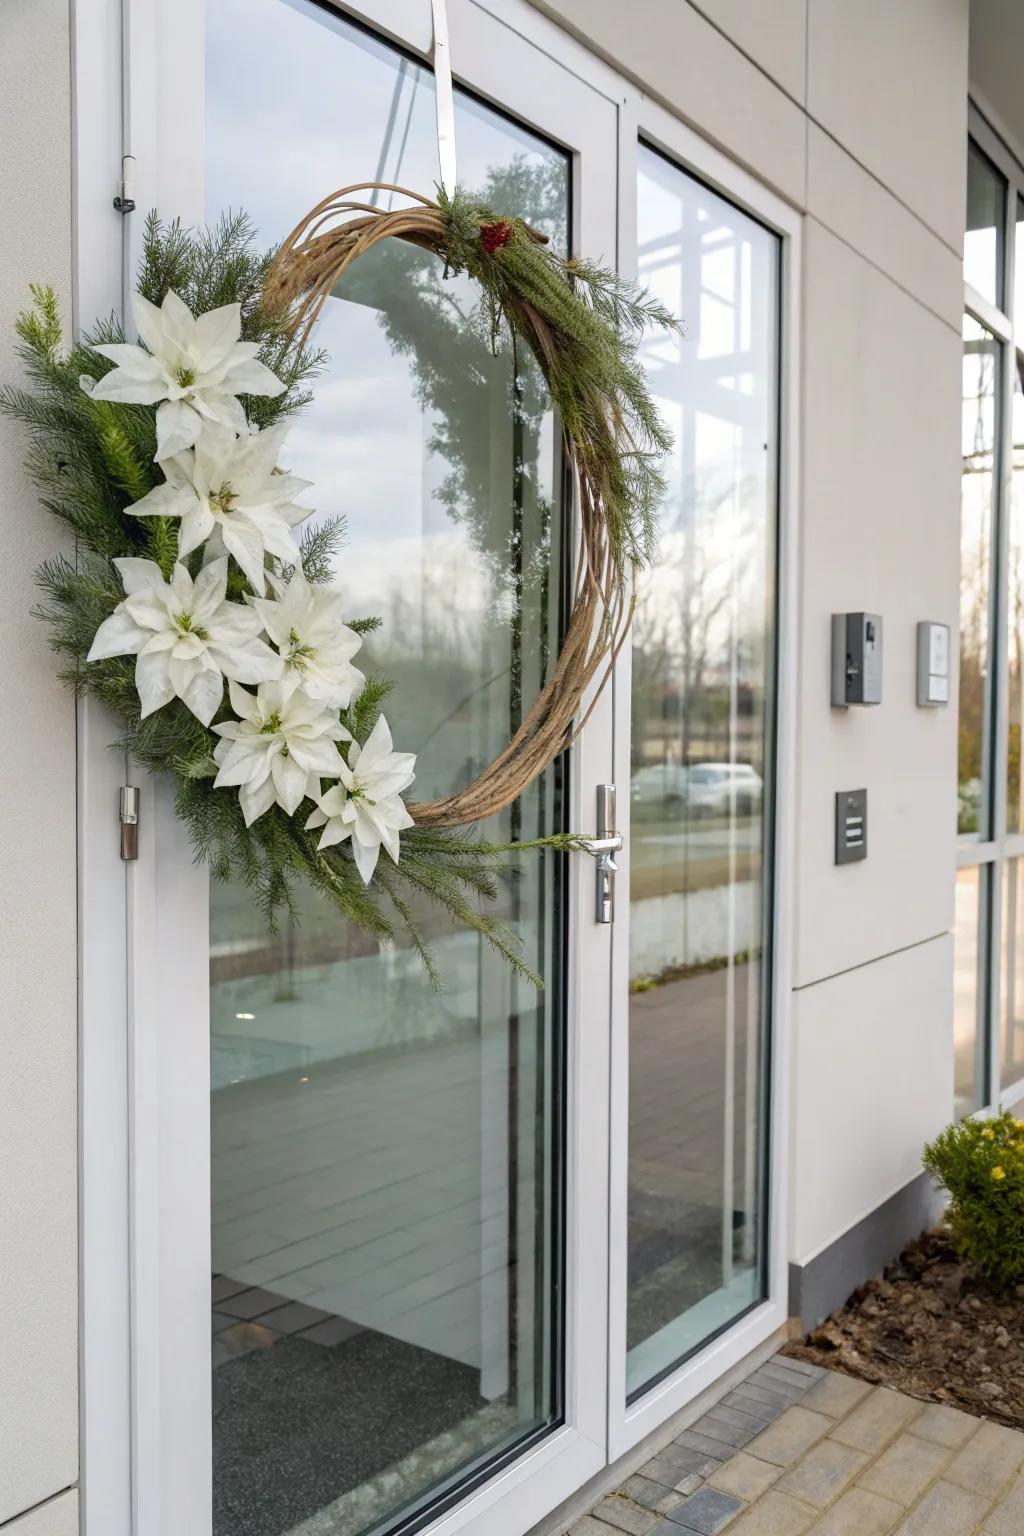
[205,5,569,1533]
[959,315,998,840]
[1007,356,1024,833]
[955,865,987,1117]
[965,140,1005,307]
[627,145,778,1398]
[1002,859,1024,1093]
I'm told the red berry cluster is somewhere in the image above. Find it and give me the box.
[480,220,514,254]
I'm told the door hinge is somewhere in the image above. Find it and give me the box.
[119,785,140,861]
[113,154,136,214]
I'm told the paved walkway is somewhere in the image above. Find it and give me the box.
[571,1353,1024,1536]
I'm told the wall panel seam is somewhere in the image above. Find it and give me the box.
[807,213,962,336]
[0,1486,78,1532]
[794,929,951,994]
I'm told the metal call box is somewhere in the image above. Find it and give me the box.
[916,621,950,706]
[835,789,867,864]
[831,612,883,707]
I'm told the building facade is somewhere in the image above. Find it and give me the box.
[1,1,1019,1534]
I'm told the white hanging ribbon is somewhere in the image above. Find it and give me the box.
[431,0,457,195]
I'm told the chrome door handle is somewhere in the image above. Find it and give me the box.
[583,786,621,923]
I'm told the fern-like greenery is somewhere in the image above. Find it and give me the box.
[2,213,591,988]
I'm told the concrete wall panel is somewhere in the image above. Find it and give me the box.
[687,0,806,102]
[3,1494,79,1536]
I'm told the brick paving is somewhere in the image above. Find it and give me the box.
[569,1354,1024,1536]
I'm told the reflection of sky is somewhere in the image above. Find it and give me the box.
[635,146,777,673]
[205,0,566,633]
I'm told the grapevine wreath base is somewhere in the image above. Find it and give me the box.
[4,193,676,985]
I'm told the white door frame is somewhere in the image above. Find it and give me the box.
[74,2,800,1531]
[605,94,800,1460]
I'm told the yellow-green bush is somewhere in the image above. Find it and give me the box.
[923,1112,1024,1288]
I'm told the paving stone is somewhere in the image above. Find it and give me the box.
[753,1366,817,1400]
[857,1433,952,1507]
[775,1439,869,1508]
[829,1388,919,1456]
[773,1355,825,1379]
[675,1428,741,1460]
[800,1372,873,1420]
[693,1414,757,1450]
[724,1387,787,1419]
[662,1440,730,1478]
[909,1404,980,1451]
[745,1406,834,1468]
[665,1486,744,1534]
[572,1519,615,1536]
[620,1476,688,1516]
[644,1447,721,1490]
[593,1495,660,1534]
[806,1487,902,1536]
[707,1453,782,1502]
[945,1420,1024,1497]
[721,1491,816,1535]
[891,1480,989,1535]
[983,1468,1024,1535]
[707,1404,777,1437]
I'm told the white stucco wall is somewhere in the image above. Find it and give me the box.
[534,0,969,1269]
[0,0,78,1526]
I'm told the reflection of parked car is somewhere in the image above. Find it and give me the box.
[687,763,763,816]
[630,763,690,815]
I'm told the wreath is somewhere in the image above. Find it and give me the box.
[4,192,676,985]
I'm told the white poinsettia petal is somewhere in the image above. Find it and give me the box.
[227,679,259,721]
[190,558,229,619]
[87,606,150,660]
[159,290,198,352]
[90,368,169,406]
[177,504,217,559]
[213,637,283,685]
[317,820,352,851]
[92,342,168,381]
[168,561,194,606]
[219,519,267,595]
[239,774,277,827]
[195,390,248,436]
[128,481,194,520]
[357,714,395,768]
[271,752,309,816]
[213,743,265,789]
[113,557,166,596]
[287,736,345,776]
[130,293,170,358]
[191,303,242,369]
[224,355,287,397]
[351,832,381,885]
[135,649,175,718]
[177,658,224,727]
[305,806,328,831]
[155,398,203,460]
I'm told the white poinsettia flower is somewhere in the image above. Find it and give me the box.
[251,568,364,706]
[212,679,350,827]
[127,423,312,595]
[87,557,282,726]
[87,290,285,461]
[305,714,416,883]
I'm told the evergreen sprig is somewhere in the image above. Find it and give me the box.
[2,216,587,988]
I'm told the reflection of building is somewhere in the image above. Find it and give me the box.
[5,4,1024,1536]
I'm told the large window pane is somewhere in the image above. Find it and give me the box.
[1008,357,1024,831]
[205,5,568,1533]
[627,145,778,1397]
[955,865,987,1117]
[959,315,998,839]
[1001,859,1024,1093]
[965,140,1006,307]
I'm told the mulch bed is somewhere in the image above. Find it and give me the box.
[783,1226,1024,1429]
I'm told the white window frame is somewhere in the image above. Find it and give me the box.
[73,1,799,1531]
[960,104,1024,1117]
[605,93,799,1461]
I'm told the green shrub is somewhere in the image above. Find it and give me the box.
[923,1112,1024,1288]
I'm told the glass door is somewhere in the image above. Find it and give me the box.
[123,3,617,1534]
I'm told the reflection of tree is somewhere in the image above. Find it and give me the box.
[959,340,996,833]
[631,478,767,774]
